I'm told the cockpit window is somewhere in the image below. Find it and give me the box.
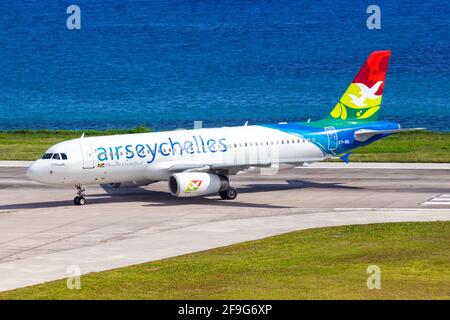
[52,153,61,160]
[61,153,68,160]
[42,153,53,159]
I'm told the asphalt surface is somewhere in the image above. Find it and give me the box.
[0,163,449,292]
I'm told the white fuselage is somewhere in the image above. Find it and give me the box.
[26,125,326,185]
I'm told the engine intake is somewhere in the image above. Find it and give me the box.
[169,173,229,197]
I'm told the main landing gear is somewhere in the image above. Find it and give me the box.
[219,187,238,200]
[74,185,86,205]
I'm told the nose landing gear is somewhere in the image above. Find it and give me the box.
[74,185,86,205]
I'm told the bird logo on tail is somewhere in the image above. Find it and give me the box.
[328,50,390,121]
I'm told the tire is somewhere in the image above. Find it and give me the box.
[74,196,80,205]
[220,188,237,200]
[225,188,237,200]
[78,197,86,205]
[219,190,228,200]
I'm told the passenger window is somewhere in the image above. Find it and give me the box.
[61,153,68,160]
[42,153,53,159]
[52,153,60,160]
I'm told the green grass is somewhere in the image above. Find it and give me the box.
[0,128,449,162]
[349,131,450,162]
[1,221,449,300]
[0,126,152,161]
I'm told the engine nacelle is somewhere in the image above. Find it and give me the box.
[169,173,229,197]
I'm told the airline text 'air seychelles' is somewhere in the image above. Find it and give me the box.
[27,51,423,205]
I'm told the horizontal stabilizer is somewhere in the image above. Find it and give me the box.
[354,128,425,142]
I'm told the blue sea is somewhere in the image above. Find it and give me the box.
[0,0,449,131]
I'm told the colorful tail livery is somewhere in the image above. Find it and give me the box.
[26,50,425,204]
[329,50,390,121]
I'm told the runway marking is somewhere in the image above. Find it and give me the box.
[421,194,450,206]
[0,179,40,184]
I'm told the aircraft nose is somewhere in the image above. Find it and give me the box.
[26,161,47,183]
[26,162,38,181]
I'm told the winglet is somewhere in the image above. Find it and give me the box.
[340,152,351,164]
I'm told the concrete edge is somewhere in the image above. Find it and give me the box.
[0,161,33,167]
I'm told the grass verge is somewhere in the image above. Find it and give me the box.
[0,126,152,161]
[349,131,450,162]
[1,221,449,300]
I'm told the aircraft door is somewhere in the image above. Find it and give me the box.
[324,126,338,152]
[81,144,95,169]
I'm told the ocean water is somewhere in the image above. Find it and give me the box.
[0,0,449,131]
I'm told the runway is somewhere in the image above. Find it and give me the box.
[0,163,450,292]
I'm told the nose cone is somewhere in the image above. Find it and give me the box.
[26,161,48,183]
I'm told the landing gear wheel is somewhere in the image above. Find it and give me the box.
[220,187,238,200]
[78,196,86,205]
[74,196,86,205]
[74,185,87,206]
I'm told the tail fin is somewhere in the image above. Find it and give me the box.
[328,50,391,121]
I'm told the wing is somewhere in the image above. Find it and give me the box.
[168,162,270,175]
[354,127,425,142]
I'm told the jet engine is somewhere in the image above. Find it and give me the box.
[169,173,229,197]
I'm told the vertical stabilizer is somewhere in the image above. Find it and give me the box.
[328,50,391,121]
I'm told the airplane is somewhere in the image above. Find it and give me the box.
[26,50,423,205]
